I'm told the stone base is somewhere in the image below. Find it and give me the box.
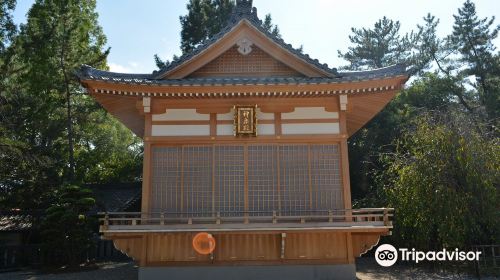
[139,264,356,280]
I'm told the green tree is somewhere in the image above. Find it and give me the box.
[382,111,499,250]
[41,185,96,266]
[19,0,109,180]
[449,0,500,119]
[155,0,282,68]
[1,0,142,213]
[0,0,15,52]
[262,14,281,39]
[338,16,412,70]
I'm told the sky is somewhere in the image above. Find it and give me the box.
[13,0,500,74]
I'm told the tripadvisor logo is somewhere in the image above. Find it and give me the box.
[375,244,398,267]
[375,244,482,267]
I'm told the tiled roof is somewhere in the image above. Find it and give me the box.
[151,0,339,78]
[77,64,408,87]
[0,214,32,232]
[87,183,141,213]
[76,0,409,87]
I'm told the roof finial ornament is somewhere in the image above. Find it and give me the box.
[230,0,259,24]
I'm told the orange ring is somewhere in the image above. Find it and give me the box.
[192,232,216,255]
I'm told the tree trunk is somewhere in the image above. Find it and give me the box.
[65,81,75,180]
[60,16,75,181]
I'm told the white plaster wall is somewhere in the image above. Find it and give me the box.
[258,124,275,135]
[282,107,338,120]
[217,124,233,136]
[216,124,275,136]
[256,109,274,120]
[282,123,340,135]
[217,108,274,121]
[217,112,233,121]
[152,109,210,121]
[152,125,210,136]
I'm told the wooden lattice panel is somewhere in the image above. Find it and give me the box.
[189,46,304,77]
[214,145,245,216]
[151,144,343,216]
[248,145,279,216]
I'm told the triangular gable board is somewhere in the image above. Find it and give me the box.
[189,45,304,78]
[161,20,334,79]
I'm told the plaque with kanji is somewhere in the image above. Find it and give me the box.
[233,105,257,136]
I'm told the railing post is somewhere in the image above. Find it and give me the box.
[244,211,249,224]
[104,213,109,227]
[492,246,497,267]
[328,210,333,223]
[160,212,165,225]
[216,212,221,225]
[383,208,389,226]
[345,208,353,222]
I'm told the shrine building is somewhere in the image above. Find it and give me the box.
[77,1,408,279]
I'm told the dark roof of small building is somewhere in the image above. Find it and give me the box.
[0,214,32,232]
[87,183,141,213]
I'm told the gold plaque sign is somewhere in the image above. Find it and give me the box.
[233,105,257,136]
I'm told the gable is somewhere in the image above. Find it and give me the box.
[160,20,335,79]
[188,45,304,78]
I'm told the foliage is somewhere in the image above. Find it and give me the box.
[40,185,96,266]
[0,0,16,52]
[0,0,143,213]
[262,14,281,39]
[382,111,499,250]
[18,0,110,179]
[155,0,282,68]
[180,0,235,54]
[338,16,412,70]
[449,0,500,119]
[341,1,500,210]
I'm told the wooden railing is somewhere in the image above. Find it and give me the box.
[99,208,393,232]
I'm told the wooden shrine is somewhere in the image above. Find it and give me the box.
[77,1,408,279]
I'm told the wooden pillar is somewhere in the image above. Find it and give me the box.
[339,95,352,221]
[141,99,153,216]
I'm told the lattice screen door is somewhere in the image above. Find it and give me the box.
[151,144,343,216]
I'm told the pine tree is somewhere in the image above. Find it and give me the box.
[338,16,411,70]
[263,14,281,39]
[449,0,499,118]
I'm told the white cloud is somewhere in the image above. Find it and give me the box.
[108,62,147,73]
[108,62,134,73]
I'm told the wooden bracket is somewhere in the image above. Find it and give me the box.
[339,95,348,111]
[142,97,151,113]
[280,233,286,259]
